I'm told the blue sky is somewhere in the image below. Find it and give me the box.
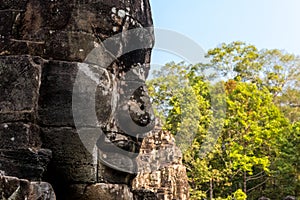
[150,0,300,65]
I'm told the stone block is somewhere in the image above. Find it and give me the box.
[44,31,97,62]
[41,127,97,183]
[0,39,31,56]
[0,149,52,181]
[0,55,42,123]
[0,0,28,10]
[38,60,113,127]
[0,122,41,150]
[38,61,77,126]
[0,11,14,37]
[133,189,158,200]
[68,183,134,200]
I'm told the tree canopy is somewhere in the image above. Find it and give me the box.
[147,41,300,199]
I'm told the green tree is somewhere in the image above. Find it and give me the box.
[148,62,227,199]
[258,49,300,123]
[266,122,300,198]
[259,49,300,96]
[222,80,288,199]
[207,41,262,82]
[207,42,300,122]
[148,62,212,152]
[148,42,300,199]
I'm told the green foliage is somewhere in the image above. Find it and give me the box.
[224,81,286,174]
[147,41,300,199]
[207,41,262,82]
[265,122,300,198]
[275,88,300,122]
[232,189,247,200]
[148,62,212,152]
[259,49,300,95]
[207,42,300,122]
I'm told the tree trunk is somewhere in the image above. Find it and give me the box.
[210,178,213,200]
[243,171,247,194]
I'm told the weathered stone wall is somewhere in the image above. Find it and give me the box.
[133,125,190,200]
[0,0,190,199]
[0,56,52,180]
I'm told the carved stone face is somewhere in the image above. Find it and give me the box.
[32,0,156,182]
[92,33,156,174]
[69,1,156,175]
[0,1,155,196]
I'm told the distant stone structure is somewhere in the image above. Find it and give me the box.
[133,125,189,200]
[0,0,189,199]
